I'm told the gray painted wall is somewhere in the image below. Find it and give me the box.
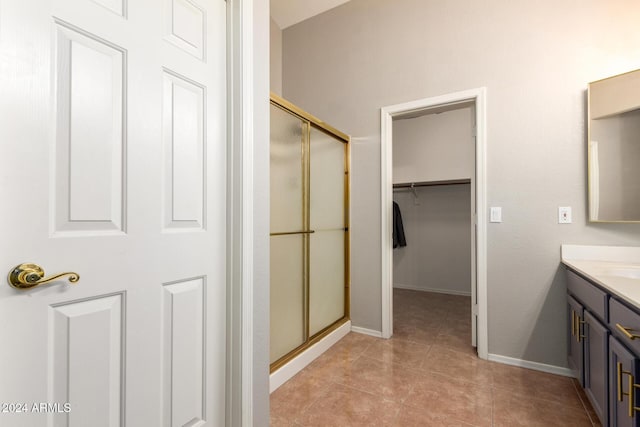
[393,184,472,295]
[270,17,283,95]
[393,107,474,184]
[392,107,474,296]
[281,0,640,367]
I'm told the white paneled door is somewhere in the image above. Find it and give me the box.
[0,0,226,426]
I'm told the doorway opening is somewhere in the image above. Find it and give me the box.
[380,88,488,359]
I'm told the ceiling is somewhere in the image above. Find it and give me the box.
[270,0,352,29]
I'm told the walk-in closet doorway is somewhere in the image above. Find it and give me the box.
[380,88,488,359]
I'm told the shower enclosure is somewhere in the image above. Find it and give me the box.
[270,94,350,372]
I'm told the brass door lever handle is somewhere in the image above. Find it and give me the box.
[8,263,79,290]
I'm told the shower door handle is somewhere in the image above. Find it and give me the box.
[270,230,315,236]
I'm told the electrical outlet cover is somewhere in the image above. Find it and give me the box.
[558,206,572,224]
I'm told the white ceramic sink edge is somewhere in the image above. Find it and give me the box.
[561,244,640,264]
[599,266,640,280]
[562,247,640,309]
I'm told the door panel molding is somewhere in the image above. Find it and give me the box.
[52,19,127,235]
[49,292,126,426]
[164,0,206,60]
[162,69,206,231]
[162,277,206,427]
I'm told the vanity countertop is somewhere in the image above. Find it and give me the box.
[562,244,640,311]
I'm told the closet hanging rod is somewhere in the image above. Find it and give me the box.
[392,178,471,189]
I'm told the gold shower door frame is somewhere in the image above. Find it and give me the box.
[270,93,350,372]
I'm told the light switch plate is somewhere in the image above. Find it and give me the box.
[490,207,502,223]
[559,206,572,224]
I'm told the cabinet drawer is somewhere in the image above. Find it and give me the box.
[610,298,640,356]
[567,270,608,322]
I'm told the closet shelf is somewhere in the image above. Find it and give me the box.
[392,178,471,189]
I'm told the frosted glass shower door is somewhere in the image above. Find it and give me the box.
[309,127,347,336]
[269,94,350,371]
[270,235,305,362]
[270,104,307,363]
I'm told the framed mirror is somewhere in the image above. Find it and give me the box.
[588,69,640,222]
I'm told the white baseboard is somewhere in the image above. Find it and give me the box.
[351,325,383,338]
[488,353,575,378]
[269,320,351,393]
[393,283,471,297]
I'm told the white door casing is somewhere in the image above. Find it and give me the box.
[0,0,227,425]
[380,88,488,360]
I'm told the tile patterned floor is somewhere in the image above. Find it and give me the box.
[270,289,600,426]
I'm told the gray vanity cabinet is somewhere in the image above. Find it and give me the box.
[567,270,609,425]
[610,336,640,427]
[584,310,610,423]
[566,266,640,426]
[610,296,640,426]
[568,295,584,385]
